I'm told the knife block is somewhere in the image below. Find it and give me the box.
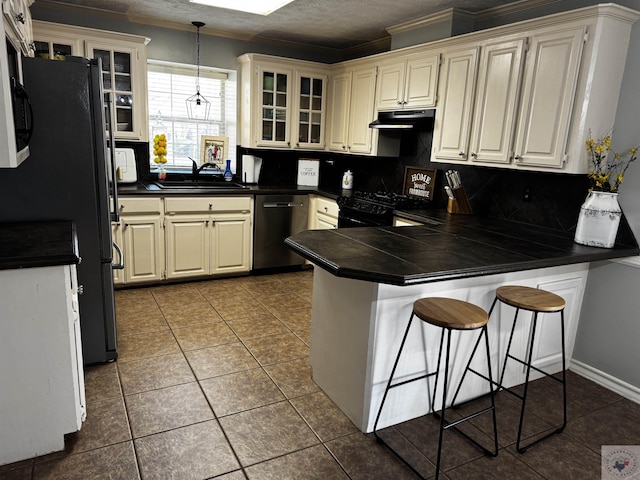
[447,187,473,214]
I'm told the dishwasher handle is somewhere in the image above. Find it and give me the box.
[263,202,305,208]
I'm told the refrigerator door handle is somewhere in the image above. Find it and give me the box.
[112,241,124,270]
[105,93,120,223]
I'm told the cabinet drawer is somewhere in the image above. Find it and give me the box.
[117,197,163,214]
[165,196,252,214]
[315,196,338,218]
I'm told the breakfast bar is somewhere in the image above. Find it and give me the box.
[285,213,639,432]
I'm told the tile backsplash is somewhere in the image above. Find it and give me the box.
[239,129,592,233]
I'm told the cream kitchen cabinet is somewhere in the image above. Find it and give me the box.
[433,28,585,168]
[115,197,164,285]
[431,46,480,163]
[238,54,328,150]
[0,263,85,465]
[431,4,637,173]
[3,0,34,56]
[327,64,377,155]
[32,20,149,141]
[308,195,339,230]
[375,52,439,111]
[164,196,252,279]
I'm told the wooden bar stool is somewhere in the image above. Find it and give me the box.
[488,285,567,453]
[374,297,498,480]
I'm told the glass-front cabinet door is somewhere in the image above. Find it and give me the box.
[256,64,291,148]
[86,42,142,140]
[294,72,326,149]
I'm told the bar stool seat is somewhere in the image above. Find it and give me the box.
[490,285,567,453]
[374,297,498,479]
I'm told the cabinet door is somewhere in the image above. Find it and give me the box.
[469,39,525,164]
[327,71,352,152]
[376,61,406,110]
[122,216,164,284]
[111,222,124,285]
[165,215,210,279]
[529,276,585,377]
[513,27,585,168]
[211,215,251,274]
[432,47,479,162]
[293,71,326,149]
[85,42,141,140]
[256,64,292,148]
[404,54,439,108]
[32,34,82,60]
[347,66,377,154]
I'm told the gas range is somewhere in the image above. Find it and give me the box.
[337,191,431,227]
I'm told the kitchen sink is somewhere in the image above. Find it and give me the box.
[144,180,250,191]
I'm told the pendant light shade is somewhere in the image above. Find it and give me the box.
[186,21,211,120]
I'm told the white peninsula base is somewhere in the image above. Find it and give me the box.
[0,265,86,466]
[309,263,589,433]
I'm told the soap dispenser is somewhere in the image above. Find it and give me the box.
[224,159,233,182]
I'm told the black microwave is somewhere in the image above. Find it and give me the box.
[1,35,32,167]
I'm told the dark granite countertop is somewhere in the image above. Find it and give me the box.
[117,181,342,199]
[0,221,80,270]
[285,211,639,286]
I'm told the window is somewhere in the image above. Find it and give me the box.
[147,60,236,170]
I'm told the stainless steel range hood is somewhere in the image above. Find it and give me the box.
[369,109,435,129]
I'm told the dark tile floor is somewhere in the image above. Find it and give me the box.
[2,269,640,479]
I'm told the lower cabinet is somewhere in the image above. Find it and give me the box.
[164,196,252,280]
[0,264,85,464]
[309,195,339,229]
[114,197,164,285]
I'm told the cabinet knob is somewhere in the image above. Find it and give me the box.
[206,220,209,226]
[287,142,291,147]
[347,145,351,151]
[514,155,523,161]
[209,203,213,209]
[470,152,477,158]
[119,204,124,210]
[397,100,402,105]
[458,151,466,157]
[342,145,346,150]
[15,13,25,24]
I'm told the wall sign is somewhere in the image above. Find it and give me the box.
[403,167,436,200]
[297,158,320,186]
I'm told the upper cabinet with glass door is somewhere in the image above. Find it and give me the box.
[238,54,328,151]
[32,21,150,141]
[293,70,327,149]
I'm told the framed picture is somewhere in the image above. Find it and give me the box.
[402,166,437,200]
[200,135,228,169]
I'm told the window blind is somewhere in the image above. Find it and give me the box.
[147,60,236,169]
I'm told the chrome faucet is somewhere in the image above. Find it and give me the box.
[190,157,221,180]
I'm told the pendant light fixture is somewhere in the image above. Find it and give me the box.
[186,21,211,120]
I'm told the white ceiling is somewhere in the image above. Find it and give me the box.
[41,0,520,50]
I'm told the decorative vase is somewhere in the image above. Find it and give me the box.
[224,159,233,182]
[574,191,621,248]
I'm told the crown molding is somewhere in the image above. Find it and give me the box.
[386,7,475,36]
[473,0,561,22]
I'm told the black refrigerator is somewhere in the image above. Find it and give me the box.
[0,56,118,364]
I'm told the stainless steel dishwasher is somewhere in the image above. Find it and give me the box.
[253,194,309,269]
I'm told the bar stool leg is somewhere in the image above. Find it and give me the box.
[434,329,452,479]
[373,313,416,434]
[499,307,521,390]
[516,312,538,453]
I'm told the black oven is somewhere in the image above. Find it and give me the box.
[337,192,431,228]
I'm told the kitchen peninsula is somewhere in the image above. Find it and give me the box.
[285,212,639,432]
